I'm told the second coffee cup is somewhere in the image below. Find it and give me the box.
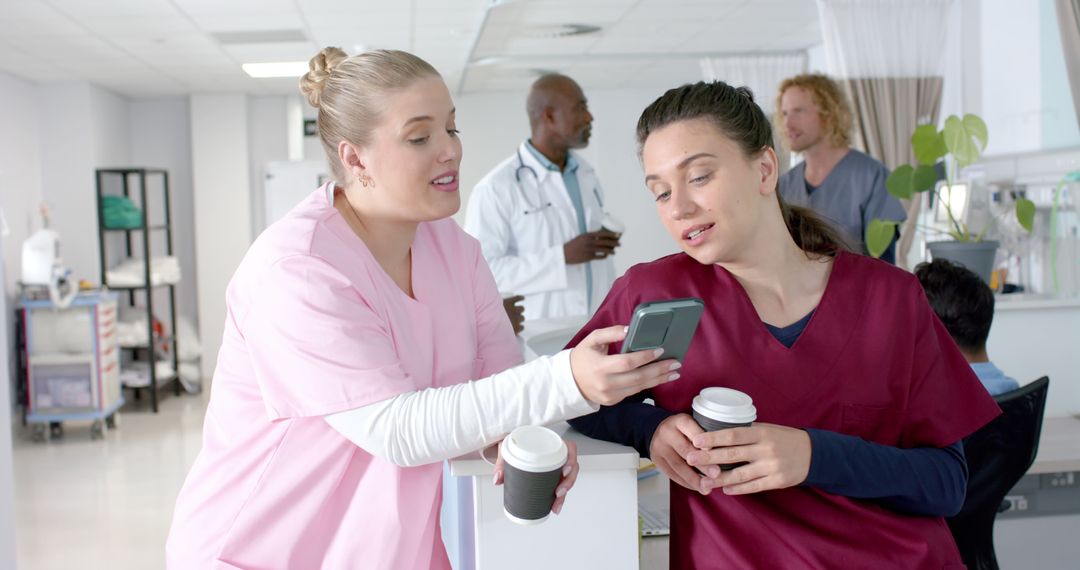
[499,425,568,525]
[692,387,757,471]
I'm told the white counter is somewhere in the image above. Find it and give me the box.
[989,295,1080,417]
[447,422,640,570]
[1028,416,1080,475]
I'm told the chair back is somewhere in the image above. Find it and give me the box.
[947,376,1050,570]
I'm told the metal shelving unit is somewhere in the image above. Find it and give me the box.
[95,168,181,413]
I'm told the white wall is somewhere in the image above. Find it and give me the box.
[980,0,1080,155]
[32,82,133,286]
[0,239,15,570]
[806,43,827,74]
[0,69,38,570]
[453,91,530,226]
[0,71,44,294]
[37,83,99,283]
[981,0,1041,155]
[129,97,199,329]
[248,96,290,238]
[1039,0,1080,148]
[90,85,132,168]
[190,94,251,380]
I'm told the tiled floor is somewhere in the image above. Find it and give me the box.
[13,390,207,569]
[12,389,673,570]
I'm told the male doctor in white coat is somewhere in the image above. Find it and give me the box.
[465,74,620,320]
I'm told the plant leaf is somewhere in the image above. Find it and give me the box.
[913,164,939,192]
[865,219,898,258]
[885,165,915,200]
[943,115,983,167]
[912,124,947,166]
[1015,197,1035,232]
[962,114,988,150]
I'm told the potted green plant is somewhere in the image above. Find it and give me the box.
[865,114,1035,282]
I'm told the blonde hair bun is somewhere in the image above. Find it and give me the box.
[300,47,349,108]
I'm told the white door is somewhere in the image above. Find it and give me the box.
[262,160,329,232]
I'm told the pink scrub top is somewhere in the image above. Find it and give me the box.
[571,251,1000,569]
[166,183,522,569]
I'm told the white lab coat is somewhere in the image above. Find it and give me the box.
[464,141,616,320]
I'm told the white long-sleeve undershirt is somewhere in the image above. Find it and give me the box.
[324,350,596,467]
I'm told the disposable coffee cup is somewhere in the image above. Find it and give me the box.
[499,425,568,525]
[601,213,625,236]
[692,387,757,471]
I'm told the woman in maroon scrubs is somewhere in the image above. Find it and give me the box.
[567,82,1000,569]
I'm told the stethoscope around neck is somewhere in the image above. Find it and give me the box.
[514,148,603,216]
[514,148,553,215]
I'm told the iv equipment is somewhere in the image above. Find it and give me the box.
[21,205,77,309]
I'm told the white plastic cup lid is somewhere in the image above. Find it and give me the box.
[500,425,568,473]
[601,213,625,234]
[692,387,757,424]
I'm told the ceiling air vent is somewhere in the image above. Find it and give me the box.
[521,24,602,39]
[211,30,308,44]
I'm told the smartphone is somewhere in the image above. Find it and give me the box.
[620,298,705,362]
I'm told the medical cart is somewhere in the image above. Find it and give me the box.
[19,291,124,441]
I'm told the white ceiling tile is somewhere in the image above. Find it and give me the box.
[222,42,320,63]
[108,34,223,54]
[46,0,183,20]
[414,7,486,29]
[311,28,413,51]
[72,17,202,37]
[0,48,74,82]
[0,0,823,97]
[300,0,388,10]
[303,10,409,29]
[0,16,89,38]
[0,2,65,22]
[28,40,135,62]
[173,0,297,15]
[185,12,308,33]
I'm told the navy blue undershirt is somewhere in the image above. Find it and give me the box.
[567,313,968,517]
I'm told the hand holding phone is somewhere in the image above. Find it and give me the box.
[621,298,704,362]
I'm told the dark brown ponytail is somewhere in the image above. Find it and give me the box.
[780,203,853,256]
[636,81,851,257]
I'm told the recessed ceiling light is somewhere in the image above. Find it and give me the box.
[242,61,309,78]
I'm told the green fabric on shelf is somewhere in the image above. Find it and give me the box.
[101,195,144,229]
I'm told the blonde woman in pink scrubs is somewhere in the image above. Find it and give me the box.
[165,48,678,569]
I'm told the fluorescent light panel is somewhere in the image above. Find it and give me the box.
[242,61,308,78]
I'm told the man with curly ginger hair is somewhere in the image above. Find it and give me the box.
[776,74,906,263]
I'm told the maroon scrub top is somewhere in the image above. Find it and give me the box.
[575,251,1000,569]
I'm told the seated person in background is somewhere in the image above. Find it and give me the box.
[915,259,1020,396]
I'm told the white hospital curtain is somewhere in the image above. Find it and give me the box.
[700,53,808,171]
[817,0,954,266]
